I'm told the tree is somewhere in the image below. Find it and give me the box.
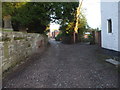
[2,2,79,34]
[2,2,26,16]
[52,2,78,24]
[59,8,87,43]
[2,2,27,30]
[77,10,88,41]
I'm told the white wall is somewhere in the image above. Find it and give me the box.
[101,2,119,51]
[118,2,120,51]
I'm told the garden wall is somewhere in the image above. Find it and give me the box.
[0,32,48,73]
[95,31,101,46]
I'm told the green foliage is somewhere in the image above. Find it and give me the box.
[2,2,79,34]
[78,10,87,29]
[2,37,25,41]
[2,2,26,16]
[59,24,72,37]
[11,2,52,33]
[59,8,87,43]
[88,34,94,44]
[14,37,25,40]
[3,29,14,32]
[88,34,93,39]
[2,37,11,41]
[51,2,78,24]
[61,35,72,44]
[55,32,62,41]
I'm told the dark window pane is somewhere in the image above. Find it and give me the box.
[108,19,112,33]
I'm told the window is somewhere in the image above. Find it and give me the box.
[107,19,112,33]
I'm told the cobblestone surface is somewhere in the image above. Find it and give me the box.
[3,39,118,88]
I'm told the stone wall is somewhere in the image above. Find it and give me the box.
[0,32,48,73]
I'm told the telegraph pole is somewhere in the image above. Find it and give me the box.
[73,0,83,43]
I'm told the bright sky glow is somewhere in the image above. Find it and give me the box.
[50,0,101,31]
[50,23,60,32]
[82,0,101,29]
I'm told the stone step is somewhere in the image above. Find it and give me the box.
[106,59,120,66]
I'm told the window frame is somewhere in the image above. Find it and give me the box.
[107,19,112,33]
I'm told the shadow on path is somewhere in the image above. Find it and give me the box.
[3,39,118,88]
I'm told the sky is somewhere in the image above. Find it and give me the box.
[82,0,101,29]
[50,0,101,31]
[50,23,60,32]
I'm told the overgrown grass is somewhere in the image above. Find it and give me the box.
[1,37,25,41]
[14,37,25,40]
[3,29,14,32]
[0,28,14,32]
[2,37,11,41]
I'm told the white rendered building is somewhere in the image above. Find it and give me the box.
[101,1,120,52]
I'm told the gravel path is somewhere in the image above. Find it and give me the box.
[3,39,118,88]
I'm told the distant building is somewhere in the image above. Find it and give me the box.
[101,1,120,52]
[84,32,90,39]
[52,30,60,38]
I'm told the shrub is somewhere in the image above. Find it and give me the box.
[88,34,94,45]
[55,33,62,41]
[61,35,72,44]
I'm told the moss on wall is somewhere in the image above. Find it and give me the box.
[3,42,9,59]
[2,32,48,73]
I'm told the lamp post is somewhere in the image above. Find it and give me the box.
[73,0,83,43]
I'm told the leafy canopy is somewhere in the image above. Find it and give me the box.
[2,2,79,33]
